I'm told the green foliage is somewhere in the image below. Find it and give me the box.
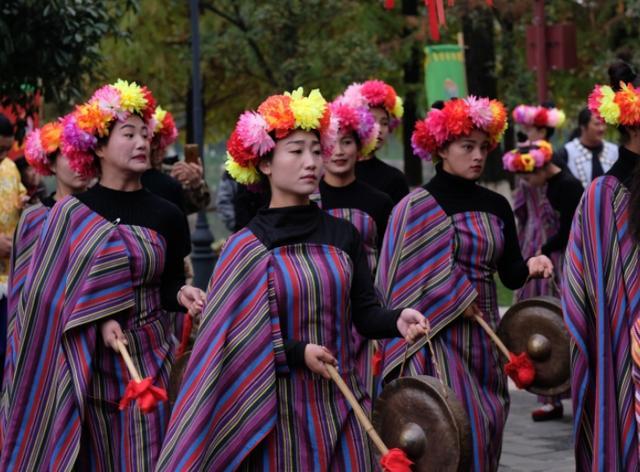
[0,0,138,106]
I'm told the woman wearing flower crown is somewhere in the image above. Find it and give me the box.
[1,80,205,470]
[155,88,428,471]
[345,80,410,205]
[0,119,90,440]
[563,72,640,470]
[313,98,394,396]
[502,138,583,422]
[377,97,554,472]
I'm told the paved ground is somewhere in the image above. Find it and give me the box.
[499,388,574,471]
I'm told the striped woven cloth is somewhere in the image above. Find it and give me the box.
[563,175,640,471]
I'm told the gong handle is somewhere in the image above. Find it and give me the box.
[326,364,389,455]
[473,315,511,360]
[116,338,142,382]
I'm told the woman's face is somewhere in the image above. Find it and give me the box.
[523,124,547,141]
[324,130,358,177]
[520,167,547,187]
[371,107,390,151]
[51,152,90,192]
[95,115,150,177]
[259,130,322,199]
[439,129,491,180]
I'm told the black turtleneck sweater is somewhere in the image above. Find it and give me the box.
[355,156,410,205]
[424,167,529,290]
[248,203,402,367]
[319,178,394,246]
[141,168,187,214]
[607,145,640,190]
[76,184,191,312]
[541,168,584,256]
[41,192,57,208]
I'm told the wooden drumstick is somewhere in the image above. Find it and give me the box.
[473,315,511,360]
[325,364,389,455]
[115,338,142,382]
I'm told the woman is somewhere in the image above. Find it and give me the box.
[155,88,427,471]
[314,98,394,395]
[0,120,90,440]
[563,79,640,470]
[1,80,204,470]
[378,97,553,472]
[503,138,583,421]
[346,80,410,205]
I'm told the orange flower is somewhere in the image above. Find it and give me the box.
[257,95,295,138]
[40,122,63,154]
[443,100,472,137]
[75,102,111,137]
[614,83,640,127]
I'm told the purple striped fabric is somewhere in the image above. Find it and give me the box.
[513,179,562,299]
[1,203,49,443]
[563,175,640,471]
[157,232,375,471]
[1,196,175,471]
[377,188,510,472]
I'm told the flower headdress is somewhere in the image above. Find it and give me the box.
[329,97,379,157]
[24,121,64,176]
[340,80,403,128]
[588,82,640,127]
[411,96,508,161]
[502,140,553,173]
[60,79,157,177]
[512,105,566,128]
[224,87,335,185]
[150,106,178,151]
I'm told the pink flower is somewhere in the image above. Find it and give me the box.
[339,83,367,109]
[92,85,125,121]
[361,80,391,108]
[235,111,275,156]
[426,109,449,147]
[465,96,493,129]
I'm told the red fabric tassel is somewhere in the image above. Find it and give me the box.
[119,377,168,414]
[177,313,193,357]
[436,0,446,26]
[384,0,395,9]
[486,0,493,6]
[448,0,455,6]
[372,349,383,376]
[425,0,440,41]
[380,448,414,472]
[504,352,536,389]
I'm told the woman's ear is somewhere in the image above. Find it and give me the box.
[258,158,271,176]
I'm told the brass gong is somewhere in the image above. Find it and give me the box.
[373,375,471,471]
[497,296,570,395]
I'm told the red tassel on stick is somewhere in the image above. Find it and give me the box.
[381,448,414,472]
[384,0,395,9]
[425,0,440,41]
[504,352,536,389]
[177,313,193,356]
[119,377,169,413]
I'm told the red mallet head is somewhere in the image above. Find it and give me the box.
[380,448,414,472]
[504,352,535,389]
[119,377,168,414]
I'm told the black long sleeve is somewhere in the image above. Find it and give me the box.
[248,204,401,368]
[355,156,410,205]
[541,169,584,256]
[425,165,529,290]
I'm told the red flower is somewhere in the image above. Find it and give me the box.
[257,95,295,138]
[141,86,157,122]
[443,100,473,137]
[361,80,391,108]
[227,130,256,167]
[533,108,548,127]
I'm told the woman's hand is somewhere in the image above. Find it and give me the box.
[397,308,429,344]
[178,285,206,318]
[101,319,126,351]
[462,302,482,320]
[304,344,337,379]
[527,255,554,279]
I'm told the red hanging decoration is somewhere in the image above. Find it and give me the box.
[436,0,446,25]
[372,349,383,376]
[486,0,494,6]
[504,352,536,389]
[448,0,455,6]
[425,0,440,41]
[119,377,169,414]
[380,448,414,472]
[384,0,395,9]
[177,313,193,357]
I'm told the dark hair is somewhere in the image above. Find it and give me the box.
[608,60,638,90]
[577,107,592,129]
[0,113,13,138]
[431,100,445,110]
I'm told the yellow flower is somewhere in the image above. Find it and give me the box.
[521,154,535,172]
[392,96,404,119]
[153,106,168,132]
[286,87,327,130]
[113,79,147,114]
[598,86,620,125]
[225,153,261,185]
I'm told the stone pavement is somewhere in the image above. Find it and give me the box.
[499,388,574,471]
